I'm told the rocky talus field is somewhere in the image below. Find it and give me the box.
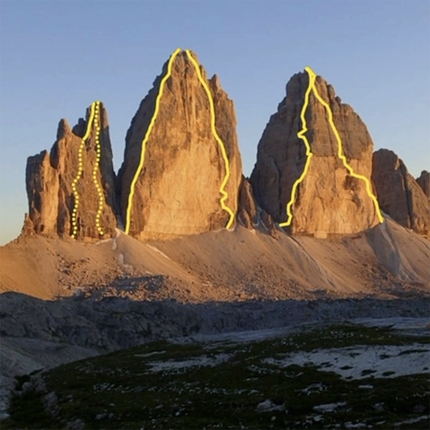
[1,49,429,428]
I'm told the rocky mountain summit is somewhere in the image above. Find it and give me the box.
[24,102,118,240]
[118,49,242,240]
[250,70,381,237]
[372,149,430,235]
[24,50,243,242]
[22,54,428,242]
[5,54,430,426]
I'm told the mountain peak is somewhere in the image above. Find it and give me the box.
[250,68,381,236]
[118,48,243,240]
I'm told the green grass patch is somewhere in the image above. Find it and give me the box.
[3,323,429,429]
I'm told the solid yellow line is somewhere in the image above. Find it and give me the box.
[71,102,96,238]
[310,75,384,224]
[280,66,384,226]
[125,48,236,234]
[279,67,314,227]
[92,101,105,236]
[185,49,236,229]
[124,48,182,235]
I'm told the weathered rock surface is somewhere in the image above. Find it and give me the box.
[25,103,117,239]
[118,50,242,240]
[372,149,430,235]
[250,71,380,236]
[416,170,430,199]
[236,178,279,236]
[237,177,258,229]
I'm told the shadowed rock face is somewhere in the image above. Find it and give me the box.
[250,71,380,236]
[372,149,430,235]
[24,103,118,239]
[416,170,430,199]
[237,177,258,229]
[118,50,242,240]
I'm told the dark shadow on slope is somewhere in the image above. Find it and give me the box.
[1,291,428,355]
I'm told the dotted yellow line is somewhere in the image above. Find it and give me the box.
[71,102,96,238]
[280,66,384,226]
[185,49,235,229]
[92,101,105,236]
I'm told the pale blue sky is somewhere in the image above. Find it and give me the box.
[0,0,429,245]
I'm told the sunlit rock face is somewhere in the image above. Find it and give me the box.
[118,50,242,240]
[24,103,118,240]
[250,71,380,236]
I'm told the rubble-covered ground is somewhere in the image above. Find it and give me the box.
[3,319,429,429]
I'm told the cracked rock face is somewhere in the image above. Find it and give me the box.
[118,50,242,240]
[372,149,430,235]
[24,103,118,239]
[250,71,380,236]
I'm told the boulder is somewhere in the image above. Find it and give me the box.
[261,211,279,238]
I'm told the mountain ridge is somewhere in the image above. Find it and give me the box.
[22,49,429,242]
[1,50,429,427]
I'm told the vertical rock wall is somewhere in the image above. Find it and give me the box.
[250,71,380,236]
[118,50,242,240]
[25,103,118,239]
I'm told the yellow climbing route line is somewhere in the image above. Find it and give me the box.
[124,48,181,235]
[280,66,384,226]
[279,67,315,227]
[185,49,235,229]
[125,48,236,234]
[71,102,96,239]
[92,101,105,236]
[310,75,384,224]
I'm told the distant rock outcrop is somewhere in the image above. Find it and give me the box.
[250,70,380,236]
[24,102,117,239]
[372,149,430,235]
[118,50,242,240]
[416,170,430,199]
[237,178,258,229]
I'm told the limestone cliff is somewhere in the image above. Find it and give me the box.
[372,149,430,235]
[25,102,117,239]
[416,170,430,199]
[118,50,242,240]
[250,70,381,236]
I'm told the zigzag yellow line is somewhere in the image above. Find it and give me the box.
[71,102,96,238]
[310,77,384,224]
[279,67,314,227]
[125,48,236,234]
[280,66,384,226]
[185,49,235,229]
